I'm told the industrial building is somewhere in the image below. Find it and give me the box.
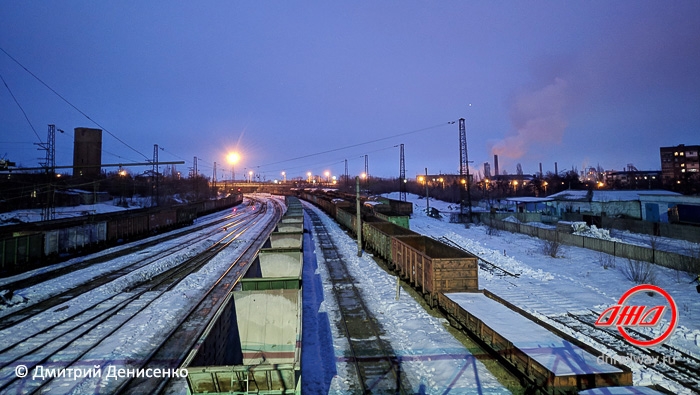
[72,127,102,177]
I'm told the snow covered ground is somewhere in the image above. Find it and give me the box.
[1,192,698,394]
[386,193,700,394]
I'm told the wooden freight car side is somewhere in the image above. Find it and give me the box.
[362,221,419,264]
[439,293,631,393]
[149,208,177,231]
[107,213,149,241]
[391,235,478,306]
[1,232,43,272]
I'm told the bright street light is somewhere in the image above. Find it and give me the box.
[226,152,240,164]
[226,152,240,182]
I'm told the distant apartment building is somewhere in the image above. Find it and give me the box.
[605,170,662,189]
[660,144,700,183]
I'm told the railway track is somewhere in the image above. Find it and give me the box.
[307,208,411,394]
[0,197,281,394]
[115,196,285,395]
[0,201,257,329]
[438,236,520,279]
[0,198,255,299]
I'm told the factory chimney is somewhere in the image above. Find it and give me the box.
[494,155,499,178]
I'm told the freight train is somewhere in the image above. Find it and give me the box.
[0,193,244,276]
[186,196,304,394]
[298,189,643,394]
[298,188,479,306]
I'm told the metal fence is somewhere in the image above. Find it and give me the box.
[476,212,699,273]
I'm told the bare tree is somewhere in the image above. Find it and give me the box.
[598,252,616,270]
[542,236,561,258]
[621,259,657,284]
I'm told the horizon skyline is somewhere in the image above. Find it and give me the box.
[2,2,698,180]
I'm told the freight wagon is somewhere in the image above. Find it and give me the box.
[299,190,477,307]
[439,291,632,394]
[362,220,419,267]
[0,232,43,274]
[0,193,243,276]
[391,235,479,306]
[186,196,303,394]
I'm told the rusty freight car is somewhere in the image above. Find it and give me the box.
[391,235,479,306]
[362,220,419,268]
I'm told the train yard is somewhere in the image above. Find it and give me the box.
[0,196,283,394]
[0,190,698,394]
[300,189,699,395]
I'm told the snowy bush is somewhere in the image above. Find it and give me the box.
[597,252,616,269]
[484,215,500,236]
[621,258,657,284]
[541,238,561,258]
[669,242,700,283]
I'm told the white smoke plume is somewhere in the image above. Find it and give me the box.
[492,77,569,162]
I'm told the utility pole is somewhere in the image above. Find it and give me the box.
[152,144,159,207]
[344,159,349,189]
[459,118,472,222]
[213,161,217,191]
[425,167,429,213]
[399,143,406,202]
[364,154,369,193]
[193,156,198,200]
[35,124,57,221]
[356,176,362,257]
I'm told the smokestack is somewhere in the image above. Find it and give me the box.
[539,163,543,177]
[494,155,499,178]
[484,162,491,178]
[555,162,558,175]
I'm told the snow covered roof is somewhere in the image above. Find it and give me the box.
[504,197,554,203]
[548,189,680,202]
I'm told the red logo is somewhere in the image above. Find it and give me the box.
[595,284,678,347]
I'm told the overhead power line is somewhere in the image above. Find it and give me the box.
[0,46,150,161]
[0,72,42,142]
[254,121,454,169]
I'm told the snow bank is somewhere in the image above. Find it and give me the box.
[571,222,623,242]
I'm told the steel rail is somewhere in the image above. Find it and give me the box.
[0,200,270,394]
[115,196,284,394]
[306,207,410,394]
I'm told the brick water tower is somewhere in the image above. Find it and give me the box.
[72,127,102,177]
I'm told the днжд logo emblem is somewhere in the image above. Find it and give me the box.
[595,284,678,348]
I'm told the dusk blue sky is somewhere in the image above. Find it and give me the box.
[2,1,699,182]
